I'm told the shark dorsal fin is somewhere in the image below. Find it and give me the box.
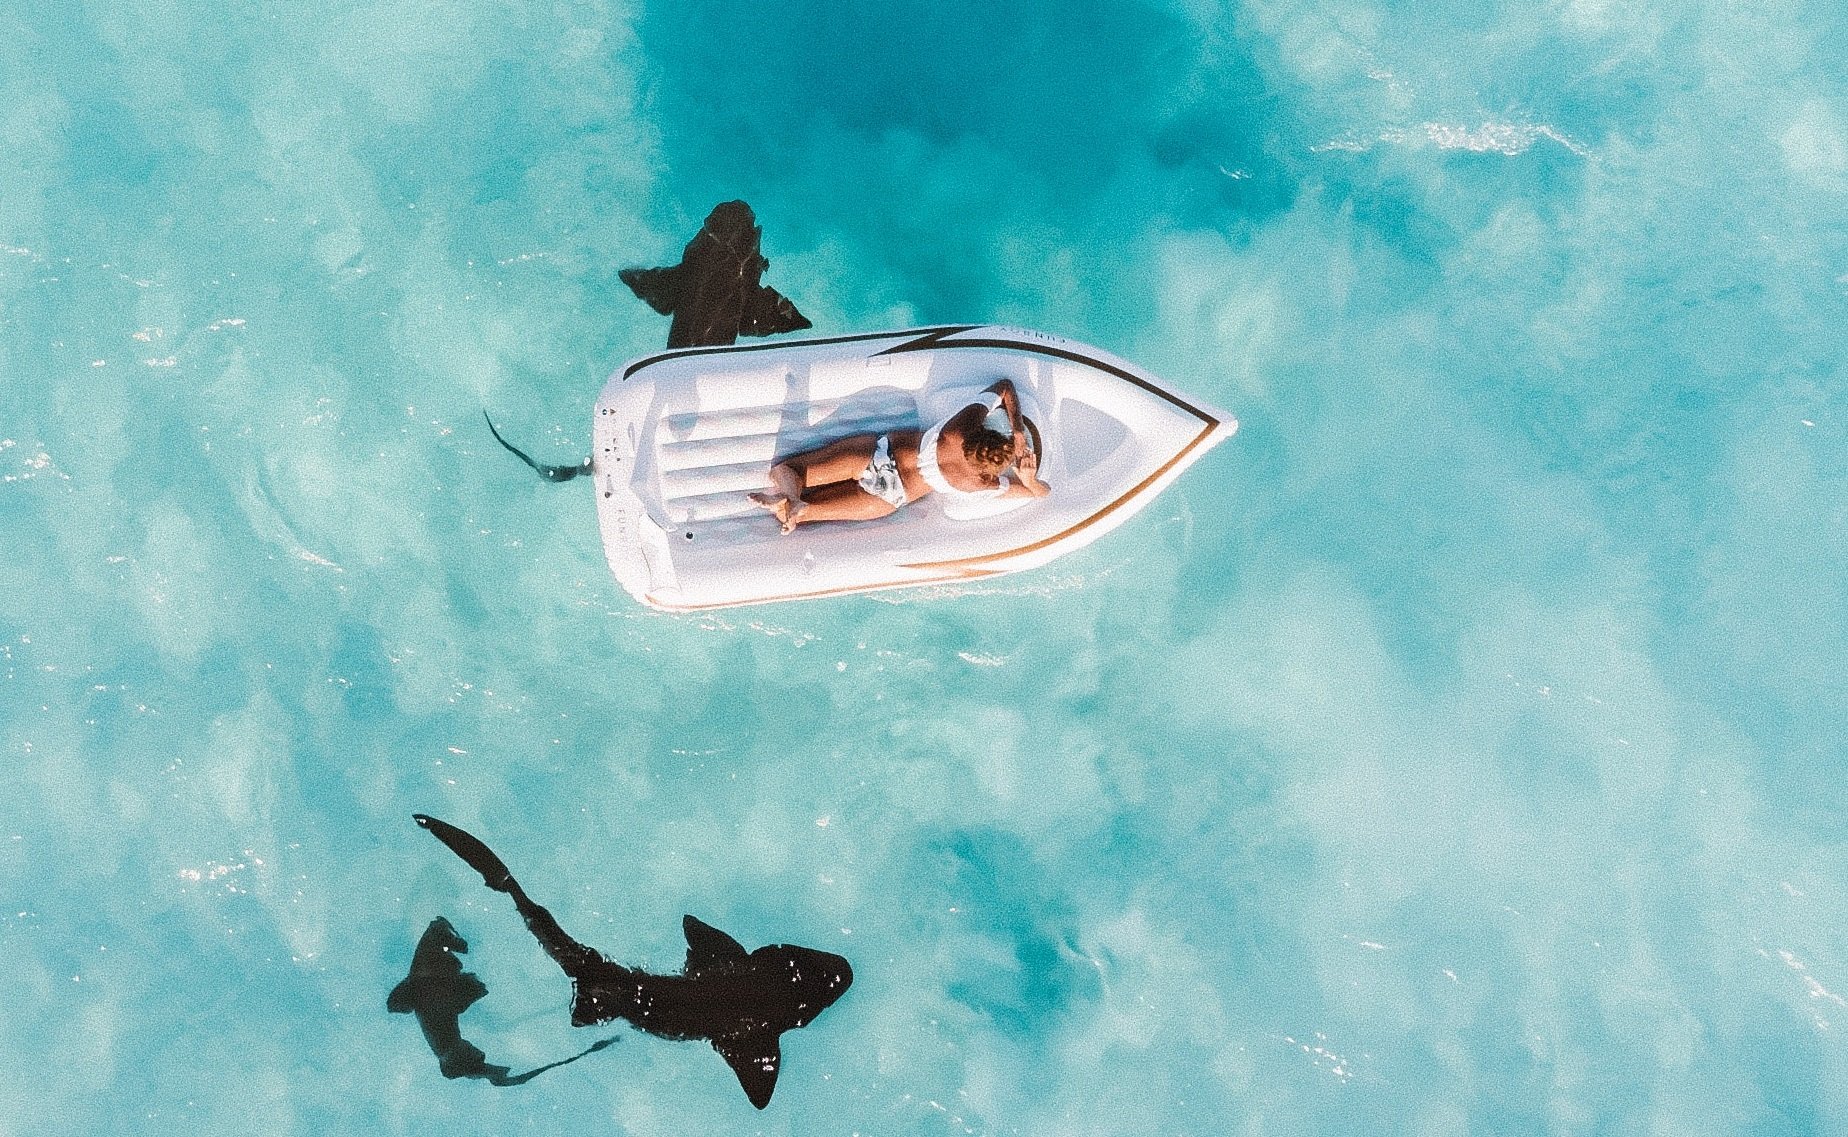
[712,1033,782,1109]
[683,915,747,974]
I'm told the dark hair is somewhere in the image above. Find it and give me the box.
[962,427,1013,480]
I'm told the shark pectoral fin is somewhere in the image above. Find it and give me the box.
[619,265,684,315]
[713,1034,781,1109]
[683,915,748,974]
[456,971,488,1004]
[386,977,417,1014]
[740,285,810,339]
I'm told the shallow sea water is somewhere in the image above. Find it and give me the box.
[4,1,1848,1133]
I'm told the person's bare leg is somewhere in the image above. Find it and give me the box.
[749,463,807,530]
[770,462,803,504]
[784,481,897,530]
[751,436,879,529]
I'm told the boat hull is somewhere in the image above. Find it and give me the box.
[592,325,1234,611]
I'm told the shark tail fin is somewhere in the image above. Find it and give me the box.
[413,815,611,980]
[415,814,517,892]
[484,412,590,483]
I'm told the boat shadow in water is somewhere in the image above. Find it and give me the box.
[389,916,618,1086]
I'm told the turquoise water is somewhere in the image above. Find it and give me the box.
[4,0,1847,1132]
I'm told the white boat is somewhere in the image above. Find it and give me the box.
[592,325,1235,611]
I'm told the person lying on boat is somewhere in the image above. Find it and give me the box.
[749,379,1049,533]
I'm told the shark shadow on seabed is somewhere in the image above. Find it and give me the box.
[389,916,618,1086]
[412,814,853,1109]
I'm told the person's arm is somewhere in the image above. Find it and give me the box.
[985,379,1026,446]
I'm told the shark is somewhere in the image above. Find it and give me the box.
[412,814,853,1109]
[619,199,811,349]
[388,916,617,1086]
[486,199,811,482]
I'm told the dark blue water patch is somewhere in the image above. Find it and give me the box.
[1320,165,1457,286]
[63,97,160,188]
[633,0,1299,224]
[637,0,1176,170]
[328,621,397,723]
[905,826,1099,1037]
[1738,1001,1823,1134]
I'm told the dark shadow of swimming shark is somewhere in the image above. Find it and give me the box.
[413,814,853,1109]
[486,199,811,482]
[389,916,617,1086]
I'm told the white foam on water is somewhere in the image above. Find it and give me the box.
[1315,121,1589,157]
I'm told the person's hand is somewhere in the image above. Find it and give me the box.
[1014,449,1049,496]
[1016,447,1039,483]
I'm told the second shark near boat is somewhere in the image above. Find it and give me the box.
[487,200,811,482]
